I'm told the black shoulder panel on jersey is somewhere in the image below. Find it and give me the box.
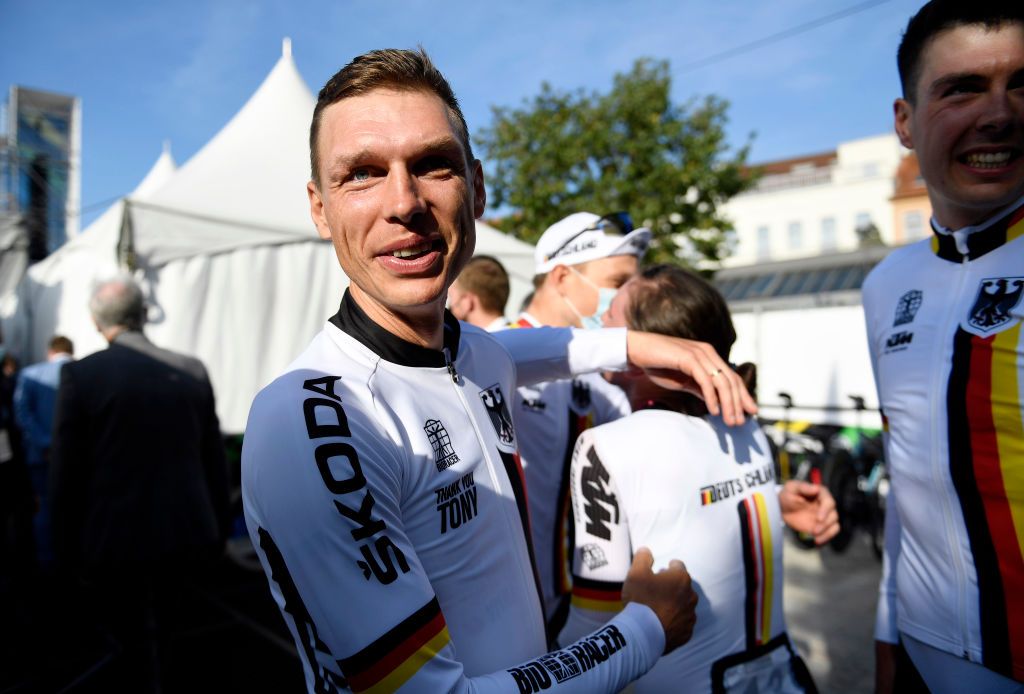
[258,527,346,693]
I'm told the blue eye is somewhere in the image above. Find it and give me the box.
[352,169,370,182]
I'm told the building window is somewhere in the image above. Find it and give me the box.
[904,211,924,240]
[788,221,803,250]
[757,226,770,259]
[821,217,837,251]
[855,212,871,231]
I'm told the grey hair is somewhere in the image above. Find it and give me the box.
[90,275,146,332]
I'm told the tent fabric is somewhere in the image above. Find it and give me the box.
[1,149,178,363]
[0,213,28,306]
[1,46,537,433]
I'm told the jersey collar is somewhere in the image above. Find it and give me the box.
[329,290,461,368]
[514,312,542,328]
[930,195,1024,263]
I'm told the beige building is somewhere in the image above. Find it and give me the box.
[890,152,933,245]
[721,134,904,267]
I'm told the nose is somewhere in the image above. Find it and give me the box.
[385,167,427,224]
[977,88,1017,134]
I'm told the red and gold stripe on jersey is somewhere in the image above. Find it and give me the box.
[948,321,1024,682]
[339,597,450,693]
[738,492,775,649]
[570,576,624,613]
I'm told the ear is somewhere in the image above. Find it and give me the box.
[307,180,332,241]
[549,264,572,294]
[894,98,914,150]
[471,159,486,218]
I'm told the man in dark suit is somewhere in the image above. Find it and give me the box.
[49,275,229,690]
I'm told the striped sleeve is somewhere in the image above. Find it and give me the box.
[559,430,632,646]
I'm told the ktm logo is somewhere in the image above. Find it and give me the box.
[886,331,913,349]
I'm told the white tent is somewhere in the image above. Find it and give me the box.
[1,42,535,433]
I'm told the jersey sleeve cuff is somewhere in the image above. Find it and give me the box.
[874,591,899,643]
[614,602,665,669]
[568,327,629,375]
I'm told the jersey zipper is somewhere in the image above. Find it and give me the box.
[933,254,972,657]
[441,347,541,619]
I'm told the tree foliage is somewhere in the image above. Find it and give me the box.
[475,59,755,265]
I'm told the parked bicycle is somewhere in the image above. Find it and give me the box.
[821,395,889,559]
[762,393,834,549]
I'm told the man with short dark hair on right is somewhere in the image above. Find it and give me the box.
[448,254,510,331]
[862,2,1024,691]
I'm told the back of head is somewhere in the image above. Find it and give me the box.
[455,255,510,316]
[309,47,473,187]
[49,335,74,356]
[90,276,146,333]
[625,264,756,400]
[897,0,1024,102]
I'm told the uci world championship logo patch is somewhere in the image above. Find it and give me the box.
[967,277,1024,333]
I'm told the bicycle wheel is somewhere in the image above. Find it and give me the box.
[824,450,859,553]
[787,453,822,550]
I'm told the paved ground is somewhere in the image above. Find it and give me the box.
[784,531,883,693]
[1,534,882,692]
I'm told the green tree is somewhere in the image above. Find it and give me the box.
[475,59,755,266]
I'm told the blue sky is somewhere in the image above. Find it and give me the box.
[1,0,924,227]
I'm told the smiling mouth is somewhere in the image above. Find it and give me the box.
[961,150,1020,169]
[389,240,442,260]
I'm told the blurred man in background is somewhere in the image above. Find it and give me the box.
[50,276,228,691]
[14,334,73,567]
[448,254,510,330]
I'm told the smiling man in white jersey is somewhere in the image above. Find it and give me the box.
[241,48,759,693]
[863,2,1024,692]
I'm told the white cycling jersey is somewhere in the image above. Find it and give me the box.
[242,292,665,693]
[863,195,1024,684]
[559,410,812,693]
[510,313,631,634]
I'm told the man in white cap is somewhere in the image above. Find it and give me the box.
[515,211,651,643]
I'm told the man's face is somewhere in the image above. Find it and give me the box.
[895,23,1024,228]
[308,88,484,325]
[564,255,639,319]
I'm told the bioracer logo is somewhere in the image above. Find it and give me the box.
[424,419,460,472]
[507,624,628,692]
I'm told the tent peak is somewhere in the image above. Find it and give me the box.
[162,139,172,155]
[282,37,292,58]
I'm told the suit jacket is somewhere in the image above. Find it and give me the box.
[49,331,229,576]
[13,354,72,465]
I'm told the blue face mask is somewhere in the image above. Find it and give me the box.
[564,267,618,329]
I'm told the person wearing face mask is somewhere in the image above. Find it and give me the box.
[512,211,650,643]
